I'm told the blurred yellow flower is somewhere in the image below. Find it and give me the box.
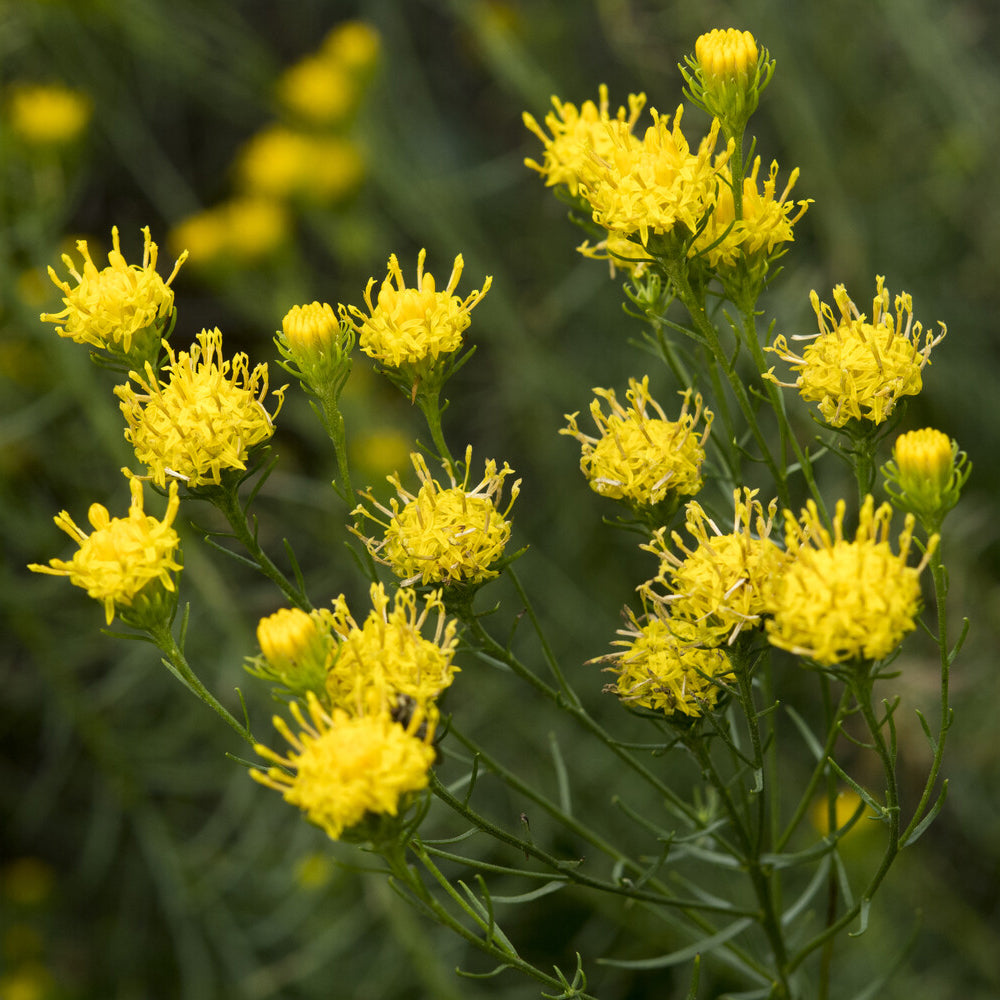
[341,249,491,369]
[579,106,730,247]
[29,479,181,624]
[236,126,364,204]
[321,20,382,75]
[349,427,413,482]
[523,85,646,197]
[766,276,946,427]
[326,583,459,718]
[277,55,356,126]
[41,226,187,356]
[598,610,733,717]
[692,158,810,267]
[5,81,92,145]
[562,376,712,510]
[354,446,520,586]
[766,496,936,666]
[116,327,285,489]
[643,488,786,645]
[251,693,435,841]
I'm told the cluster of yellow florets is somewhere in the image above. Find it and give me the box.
[116,327,285,489]
[251,693,436,842]
[340,249,492,372]
[522,85,647,196]
[28,479,182,625]
[562,377,712,511]
[41,227,187,358]
[766,496,937,665]
[767,276,946,427]
[598,611,734,717]
[354,447,520,586]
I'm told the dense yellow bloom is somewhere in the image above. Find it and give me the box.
[236,126,365,204]
[766,276,946,427]
[598,611,733,717]
[5,82,92,145]
[523,85,646,196]
[695,29,759,81]
[354,446,520,586]
[562,377,712,509]
[277,55,356,125]
[578,107,730,247]
[170,198,290,267]
[766,496,936,666]
[340,249,491,369]
[326,583,459,717]
[29,479,181,624]
[643,489,786,644]
[692,158,810,267]
[251,693,436,841]
[116,327,285,489]
[41,226,187,355]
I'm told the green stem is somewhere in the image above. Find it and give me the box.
[211,482,312,611]
[146,622,255,746]
[418,384,458,476]
[318,384,354,504]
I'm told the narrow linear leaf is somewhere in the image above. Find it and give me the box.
[784,705,825,761]
[549,731,572,816]
[598,918,753,970]
[492,880,566,905]
[902,780,949,847]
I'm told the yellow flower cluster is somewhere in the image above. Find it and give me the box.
[579,107,730,248]
[41,227,187,357]
[643,489,786,645]
[5,82,92,146]
[341,249,492,370]
[251,693,435,842]
[28,479,181,625]
[168,198,291,268]
[116,327,285,489]
[355,447,520,586]
[562,377,712,510]
[692,158,810,267]
[522,85,647,196]
[599,611,733,718]
[766,496,936,666]
[766,276,946,427]
[326,583,459,718]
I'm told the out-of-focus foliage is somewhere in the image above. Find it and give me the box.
[3,1,999,997]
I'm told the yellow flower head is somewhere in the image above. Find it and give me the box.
[597,610,733,718]
[766,495,937,666]
[277,55,356,126]
[884,427,970,533]
[29,479,181,625]
[41,226,187,357]
[766,276,946,427]
[523,85,647,196]
[326,583,459,717]
[643,488,787,644]
[251,693,436,842]
[281,301,341,355]
[5,82,92,145]
[236,127,364,204]
[354,446,520,586]
[683,30,772,129]
[692,158,811,267]
[695,28,759,82]
[340,249,492,370]
[578,106,731,248]
[562,377,712,510]
[116,327,286,489]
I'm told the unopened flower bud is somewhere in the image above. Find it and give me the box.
[277,301,354,397]
[253,607,333,696]
[883,427,970,532]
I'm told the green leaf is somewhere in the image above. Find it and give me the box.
[598,918,753,969]
[902,780,949,847]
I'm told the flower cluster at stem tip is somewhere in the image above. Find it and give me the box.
[766,276,946,427]
[562,376,712,515]
[116,327,286,489]
[353,446,520,586]
[41,226,187,362]
[883,427,970,532]
[28,479,182,626]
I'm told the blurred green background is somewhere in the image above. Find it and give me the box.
[2,0,998,998]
